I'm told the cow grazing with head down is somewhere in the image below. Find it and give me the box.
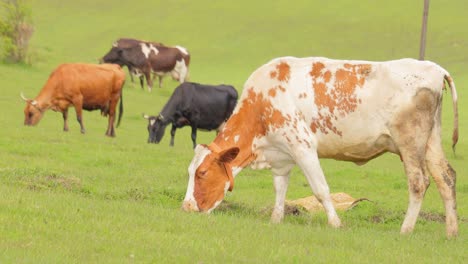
[22,63,126,137]
[182,57,459,238]
[143,82,238,148]
[104,38,163,89]
[101,38,190,91]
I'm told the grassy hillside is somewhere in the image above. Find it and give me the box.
[1,0,467,262]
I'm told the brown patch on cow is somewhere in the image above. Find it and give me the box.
[215,87,289,162]
[270,62,291,82]
[270,71,277,79]
[268,85,287,98]
[442,162,456,195]
[310,62,325,78]
[309,62,371,135]
[268,87,277,97]
[277,62,290,82]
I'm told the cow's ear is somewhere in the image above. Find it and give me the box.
[219,147,239,163]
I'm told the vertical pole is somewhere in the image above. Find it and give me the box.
[419,0,430,60]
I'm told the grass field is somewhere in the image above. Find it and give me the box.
[1,0,467,262]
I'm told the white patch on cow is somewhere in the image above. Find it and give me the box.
[234,135,240,143]
[172,59,188,83]
[112,41,118,47]
[175,45,189,55]
[207,199,224,214]
[183,145,211,204]
[150,119,156,126]
[232,166,243,177]
[131,68,143,78]
[140,43,159,58]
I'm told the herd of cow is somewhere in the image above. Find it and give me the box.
[21,38,460,238]
[22,38,237,144]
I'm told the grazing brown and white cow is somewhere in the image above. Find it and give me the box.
[101,38,190,91]
[103,38,164,89]
[182,57,459,237]
[22,63,126,137]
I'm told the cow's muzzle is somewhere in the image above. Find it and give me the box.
[182,200,199,212]
[147,138,159,144]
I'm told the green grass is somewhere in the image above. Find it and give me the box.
[1,0,467,262]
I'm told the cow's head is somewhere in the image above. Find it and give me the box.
[100,46,123,65]
[182,144,239,213]
[143,114,165,143]
[21,93,44,126]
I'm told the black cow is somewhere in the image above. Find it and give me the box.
[143,82,238,148]
[101,38,190,91]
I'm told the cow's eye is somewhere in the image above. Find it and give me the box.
[197,170,207,178]
[28,112,33,118]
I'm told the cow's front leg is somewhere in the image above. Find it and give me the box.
[169,124,176,146]
[62,109,69,132]
[294,144,341,228]
[128,68,135,84]
[144,70,153,92]
[271,166,293,223]
[190,126,197,149]
[139,75,144,90]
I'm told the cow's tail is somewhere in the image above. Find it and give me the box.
[444,74,458,153]
[117,90,124,128]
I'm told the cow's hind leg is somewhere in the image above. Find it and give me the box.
[425,107,458,237]
[72,96,86,134]
[398,143,431,234]
[390,88,438,234]
[105,96,119,137]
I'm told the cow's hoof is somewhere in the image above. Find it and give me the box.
[328,218,342,228]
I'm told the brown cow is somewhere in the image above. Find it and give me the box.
[22,63,126,137]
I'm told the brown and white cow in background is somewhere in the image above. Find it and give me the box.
[108,38,164,88]
[101,38,190,91]
[182,57,459,238]
[22,63,126,137]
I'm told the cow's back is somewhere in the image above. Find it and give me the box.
[54,64,125,106]
[243,57,448,161]
[176,83,237,129]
